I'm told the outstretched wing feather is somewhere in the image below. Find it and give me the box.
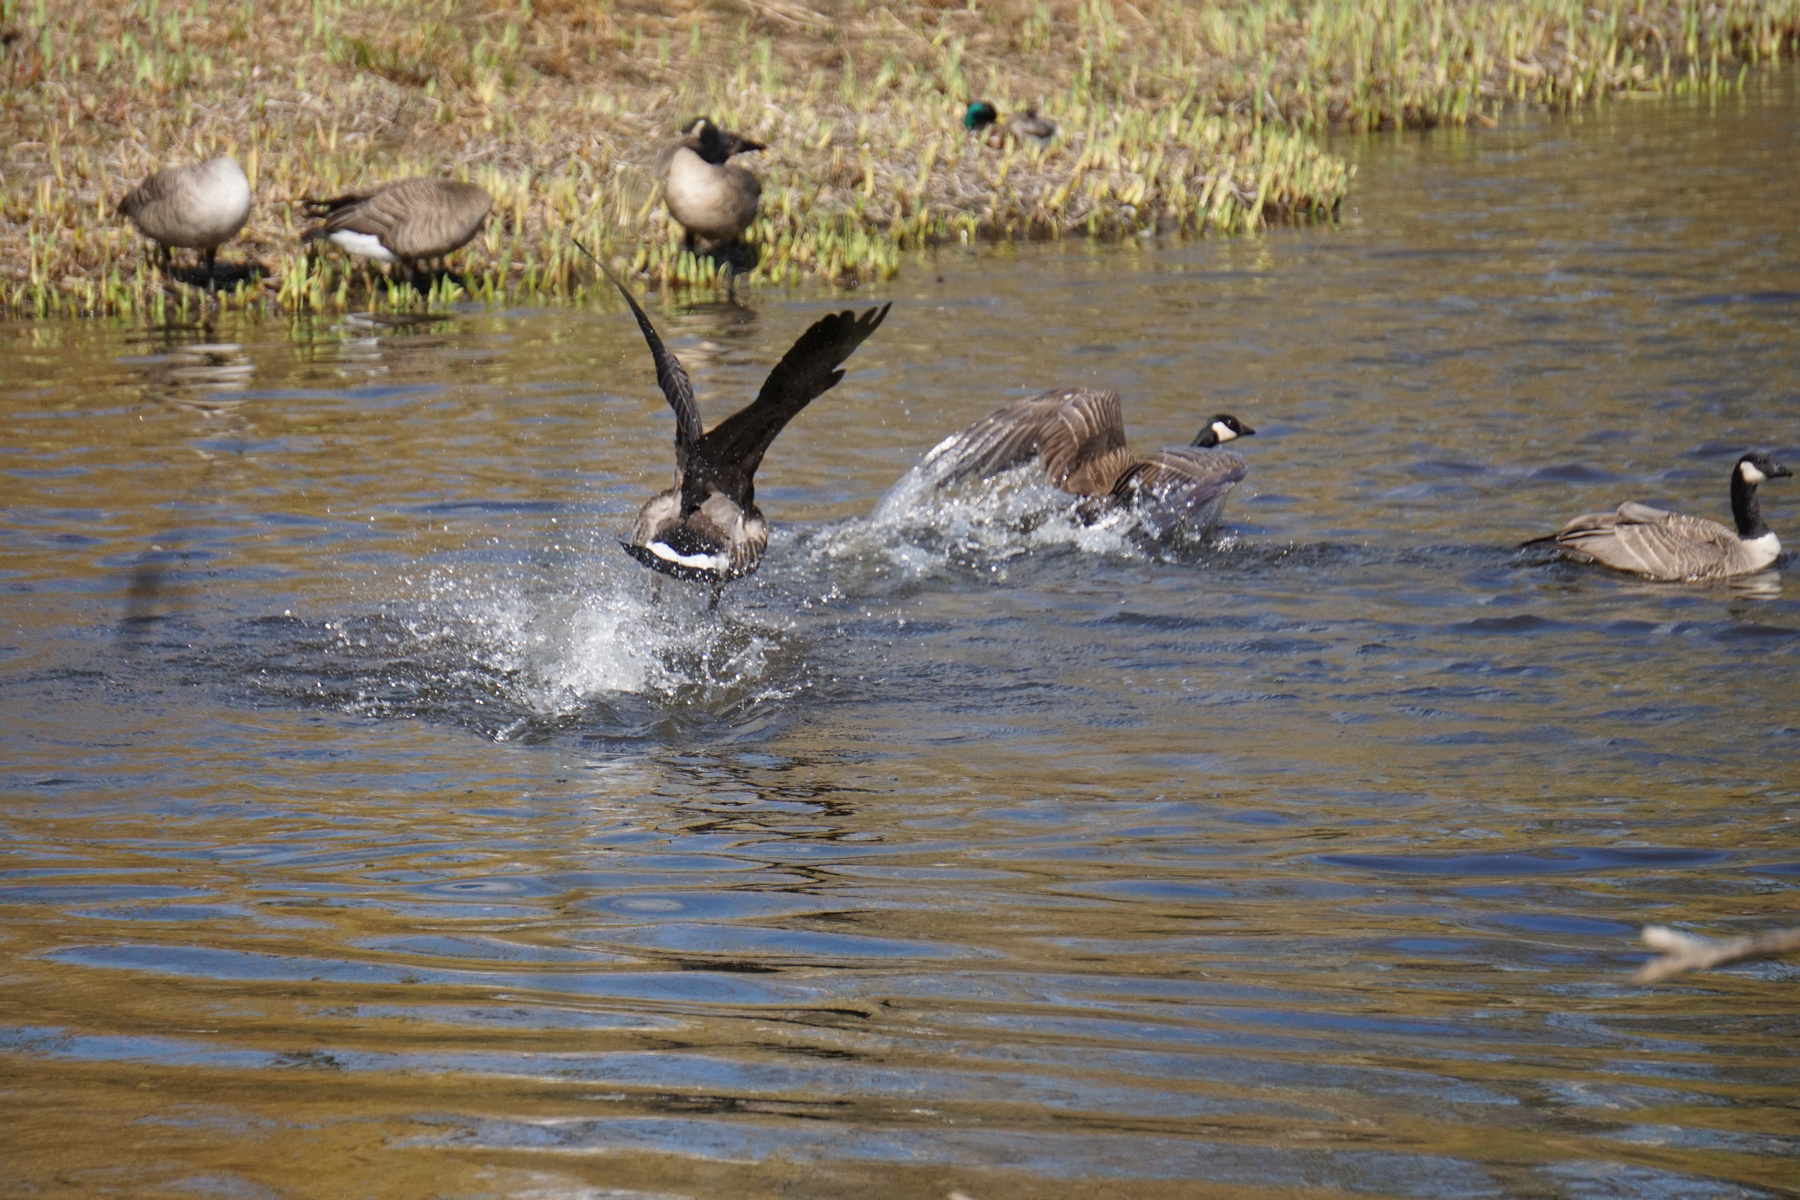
[607,276,702,450]
[916,387,1126,491]
[699,303,890,501]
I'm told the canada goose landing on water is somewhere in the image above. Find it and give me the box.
[301,178,492,290]
[916,387,1255,537]
[964,101,1058,149]
[116,156,252,294]
[1525,451,1791,581]
[593,252,889,603]
[657,118,764,261]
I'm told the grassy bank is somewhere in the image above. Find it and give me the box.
[2,0,1796,317]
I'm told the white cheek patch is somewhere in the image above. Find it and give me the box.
[1211,421,1238,443]
[328,230,398,263]
[650,541,728,572]
[1740,461,1767,485]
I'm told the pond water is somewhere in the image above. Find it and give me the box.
[3,81,1799,1200]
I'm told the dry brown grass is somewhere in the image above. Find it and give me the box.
[1,0,1795,316]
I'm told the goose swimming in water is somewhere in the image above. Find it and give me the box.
[603,267,889,595]
[116,156,252,293]
[916,387,1255,537]
[656,118,765,255]
[301,178,492,285]
[1524,451,1791,580]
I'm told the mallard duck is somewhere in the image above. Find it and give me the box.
[656,117,765,254]
[1524,451,1791,580]
[116,156,252,293]
[964,101,1057,149]
[916,387,1255,537]
[301,178,492,286]
[604,267,889,597]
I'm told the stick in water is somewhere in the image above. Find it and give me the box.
[1635,924,1800,983]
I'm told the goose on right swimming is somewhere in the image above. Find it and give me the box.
[1524,451,1791,580]
[915,386,1255,537]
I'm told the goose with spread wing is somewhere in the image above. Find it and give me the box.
[915,387,1255,537]
[608,276,889,592]
[1524,451,1791,580]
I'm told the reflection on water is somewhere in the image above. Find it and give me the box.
[3,84,1800,1199]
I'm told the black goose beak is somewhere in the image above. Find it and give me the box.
[735,136,766,155]
[1773,461,1793,478]
[1240,424,1257,437]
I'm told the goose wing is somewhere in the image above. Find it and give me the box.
[608,275,703,459]
[916,387,1131,495]
[698,303,891,505]
[1112,447,1249,538]
[116,164,184,219]
[1552,503,1743,580]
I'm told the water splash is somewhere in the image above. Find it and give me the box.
[800,465,1145,592]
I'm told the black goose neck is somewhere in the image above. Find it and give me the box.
[1191,429,1219,449]
[692,125,729,165]
[1730,467,1768,539]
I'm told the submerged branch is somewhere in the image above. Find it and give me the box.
[1635,924,1800,983]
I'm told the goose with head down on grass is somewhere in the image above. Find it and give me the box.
[301,177,492,288]
[116,155,253,293]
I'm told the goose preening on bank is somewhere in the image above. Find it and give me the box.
[301,178,492,284]
[915,387,1255,537]
[605,269,889,595]
[656,118,764,257]
[1524,451,1791,580]
[116,156,252,292]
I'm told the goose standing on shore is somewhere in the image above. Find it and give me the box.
[116,155,252,293]
[301,178,492,287]
[916,387,1255,537]
[656,118,765,256]
[604,269,888,599]
[1525,451,1791,580]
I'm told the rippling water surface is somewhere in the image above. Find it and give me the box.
[4,87,1799,1199]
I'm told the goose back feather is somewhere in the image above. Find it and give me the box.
[302,179,491,262]
[916,387,1133,496]
[917,387,1253,535]
[1536,503,1775,580]
[117,156,251,251]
